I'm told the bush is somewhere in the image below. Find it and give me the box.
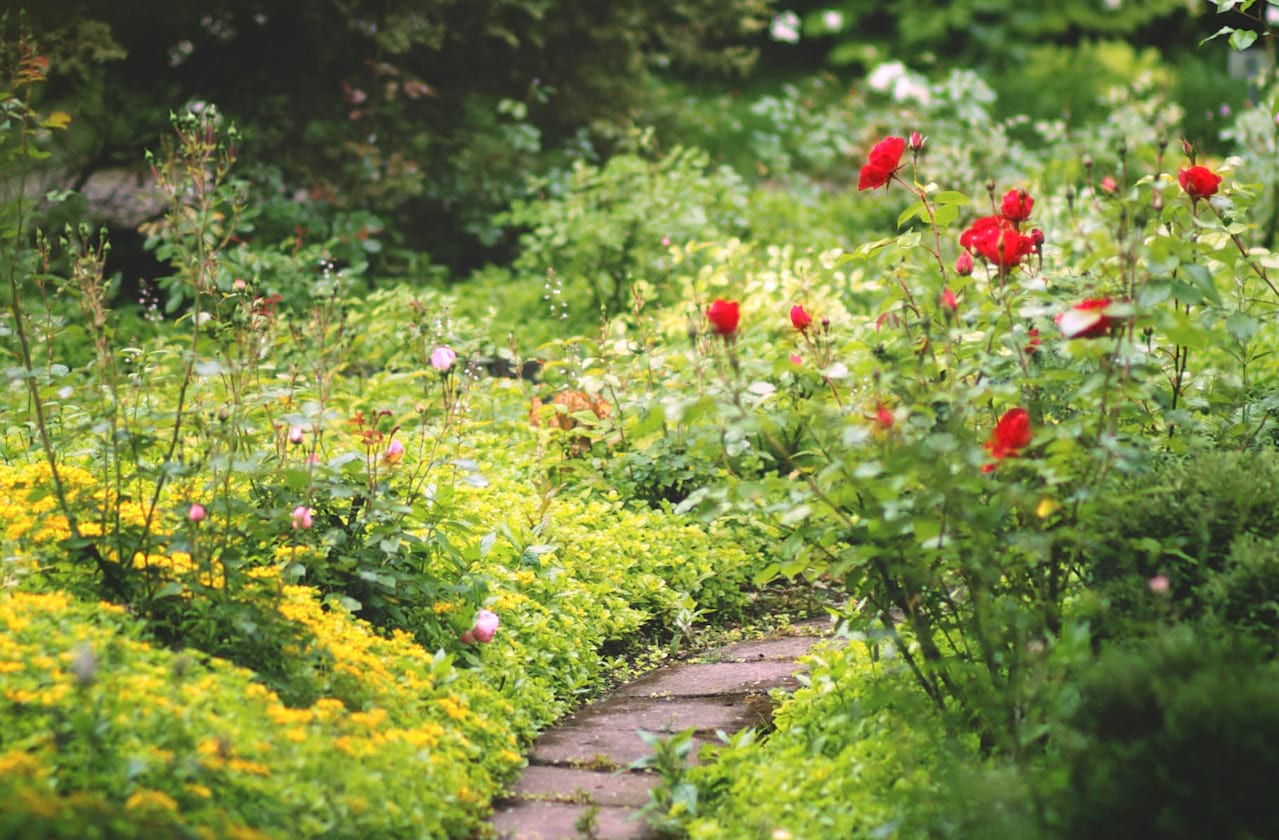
[1049,630,1279,840]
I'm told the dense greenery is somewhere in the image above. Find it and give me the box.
[5,2,1279,838]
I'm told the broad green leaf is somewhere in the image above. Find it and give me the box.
[897,201,925,229]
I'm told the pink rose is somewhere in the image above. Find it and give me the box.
[430,346,457,372]
[471,608,500,644]
[291,505,314,530]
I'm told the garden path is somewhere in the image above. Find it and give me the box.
[488,621,834,840]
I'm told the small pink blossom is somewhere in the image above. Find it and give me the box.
[789,353,803,366]
[383,438,404,465]
[661,235,671,247]
[288,426,305,445]
[941,288,958,311]
[187,503,207,523]
[291,505,314,530]
[430,346,457,372]
[954,252,973,277]
[472,608,500,643]
[232,278,247,292]
[1149,574,1170,594]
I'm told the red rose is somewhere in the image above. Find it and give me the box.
[858,136,906,191]
[1056,298,1114,339]
[1178,166,1221,200]
[960,215,1034,269]
[706,299,741,336]
[790,304,812,331]
[1000,188,1034,223]
[983,407,1032,472]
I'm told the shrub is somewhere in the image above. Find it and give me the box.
[1049,630,1279,840]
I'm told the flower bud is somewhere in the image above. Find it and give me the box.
[954,252,973,277]
[188,503,207,523]
[383,438,404,465]
[941,287,958,310]
[288,426,304,445]
[908,131,926,152]
[1030,228,1044,248]
[291,505,314,530]
[1181,138,1195,160]
[789,304,813,331]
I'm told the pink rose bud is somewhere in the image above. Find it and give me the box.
[471,608,500,644]
[908,131,926,152]
[460,629,476,644]
[1100,176,1117,193]
[1149,574,1170,594]
[954,252,973,276]
[383,438,404,465]
[288,426,304,445]
[291,505,314,530]
[661,235,671,247]
[232,278,247,292]
[789,353,803,366]
[430,346,456,372]
[1031,228,1044,248]
[188,503,207,523]
[941,287,958,311]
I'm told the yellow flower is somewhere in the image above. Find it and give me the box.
[125,788,180,813]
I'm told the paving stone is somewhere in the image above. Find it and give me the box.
[490,800,655,840]
[530,725,717,767]
[614,660,804,698]
[507,766,656,808]
[560,694,759,734]
[711,634,840,663]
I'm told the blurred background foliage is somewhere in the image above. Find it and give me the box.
[15,0,1274,325]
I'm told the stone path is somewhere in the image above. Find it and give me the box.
[489,624,833,840]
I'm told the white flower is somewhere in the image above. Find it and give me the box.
[770,10,801,44]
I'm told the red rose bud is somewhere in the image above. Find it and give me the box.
[790,304,813,331]
[1025,327,1041,354]
[1000,188,1034,223]
[858,136,906,192]
[1031,228,1044,248]
[1178,165,1221,201]
[983,407,1032,472]
[954,252,973,276]
[909,131,926,152]
[1056,298,1114,339]
[941,287,958,311]
[706,299,741,336]
[876,403,895,430]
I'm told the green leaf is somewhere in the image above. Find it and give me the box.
[933,204,959,228]
[1229,29,1258,51]
[1199,25,1234,46]
[752,563,780,587]
[1226,312,1260,344]
[933,191,969,206]
[897,201,925,229]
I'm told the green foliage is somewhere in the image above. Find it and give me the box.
[1049,630,1279,840]
[500,142,749,316]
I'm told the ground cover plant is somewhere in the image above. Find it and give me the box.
[5,3,1279,839]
